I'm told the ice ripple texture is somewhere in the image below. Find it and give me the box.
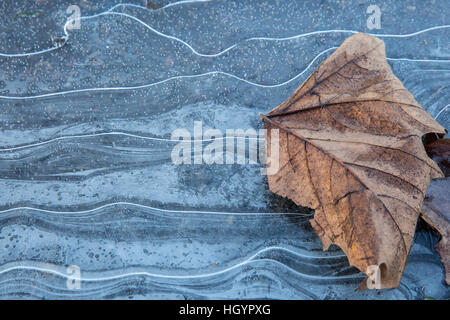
[0,0,448,299]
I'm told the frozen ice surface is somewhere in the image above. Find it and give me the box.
[0,0,448,299]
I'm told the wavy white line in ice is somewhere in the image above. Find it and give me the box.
[387,57,450,63]
[0,201,312,216]
[0,0,448,59]
[0,1,212,57]
[0,131,265,152]
[0,246,347,282]
[249,25,450,42]
[1,52,448,102]
[435,104,449,120]
[103,1,212,13]
[0,46,337,99]
[1,46,447,101]
[163,0,211,9]
[66,12,450,58]
[410,69,450,72]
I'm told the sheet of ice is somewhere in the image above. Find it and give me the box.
[0,0,448,299]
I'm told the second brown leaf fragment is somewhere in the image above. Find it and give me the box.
[421,138,450,285]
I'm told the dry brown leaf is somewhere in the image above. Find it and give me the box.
[421,178,449,285]
[425,138,450,177]
[421,138,450,285]
[260,33,446,289]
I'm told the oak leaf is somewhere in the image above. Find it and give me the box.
[260,33,446,289]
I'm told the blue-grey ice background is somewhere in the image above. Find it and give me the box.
[0,0,449,299]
